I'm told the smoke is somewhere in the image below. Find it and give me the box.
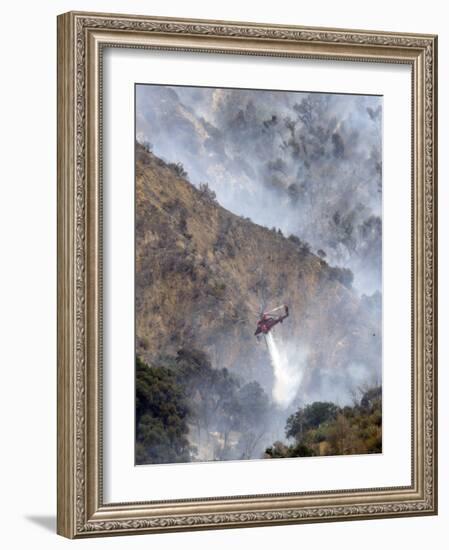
[266,332,304,408]
[136,84,383,414]
[136,84,382,295]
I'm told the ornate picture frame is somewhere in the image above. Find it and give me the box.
[57,11,437,538]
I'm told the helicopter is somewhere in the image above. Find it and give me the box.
[254,304,289,336]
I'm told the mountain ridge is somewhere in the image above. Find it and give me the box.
[135,143,381,403]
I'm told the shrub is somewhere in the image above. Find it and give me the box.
[288,234,301,245]
[141,139,153,153]
[198,182,217,202]
[328,266,354,289]
[167,161,188,178]
[209,280,226,299]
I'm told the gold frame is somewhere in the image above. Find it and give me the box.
[57,11,438,538]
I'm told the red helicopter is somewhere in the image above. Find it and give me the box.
[254,305,289,336]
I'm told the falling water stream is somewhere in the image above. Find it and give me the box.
[266,332,303,408]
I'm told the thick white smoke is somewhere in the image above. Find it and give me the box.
[266,332,303,408]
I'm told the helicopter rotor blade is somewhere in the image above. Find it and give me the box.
[264,305,286,315]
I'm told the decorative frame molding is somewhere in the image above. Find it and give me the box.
[57,11,438,538]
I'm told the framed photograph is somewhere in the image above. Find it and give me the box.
[57,11,438,538]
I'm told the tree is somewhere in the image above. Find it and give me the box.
[328,266,354,289]
[167,161,188,178]
[288,234,301,246]
[198,182,217,203]
[265,386,382,459]
[172,347,273,461]
[234,381,270,459]
[286,401,340,441]
[136,356,192,464]
[360,386,382,412]
[174,347,241,458]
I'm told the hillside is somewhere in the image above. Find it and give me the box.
[135,143,381,402]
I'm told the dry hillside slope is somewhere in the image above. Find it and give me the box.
[135,143,381,400]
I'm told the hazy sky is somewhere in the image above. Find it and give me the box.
[136,84,382,295]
